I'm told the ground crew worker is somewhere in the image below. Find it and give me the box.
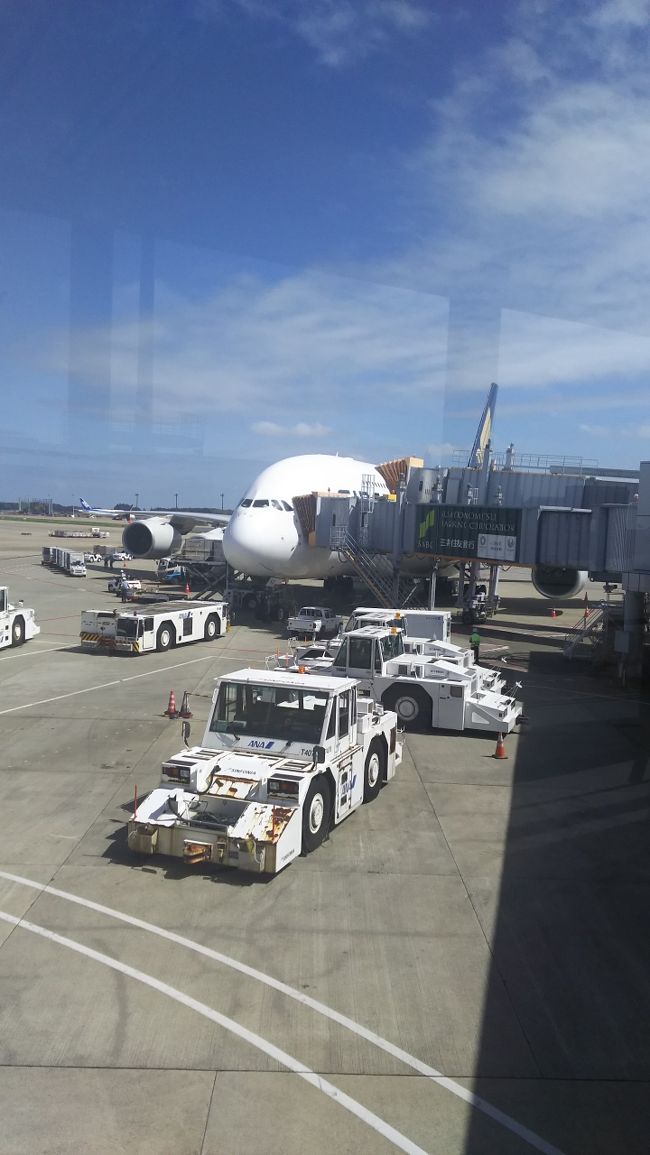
[470,629,481,664]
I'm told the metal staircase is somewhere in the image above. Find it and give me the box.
[330,529,425,609]
[563,605,604,658]
[331,528,394,607]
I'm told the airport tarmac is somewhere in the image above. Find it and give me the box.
[0,518,648,1155]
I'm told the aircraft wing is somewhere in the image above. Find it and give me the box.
[141,510,230,533]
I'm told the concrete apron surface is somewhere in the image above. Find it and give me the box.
[0,523,648,1155]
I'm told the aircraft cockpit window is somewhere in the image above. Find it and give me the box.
[240,498,252,508]
[271,499,282,510]
[252,499,269,508]
[282,501,293,511]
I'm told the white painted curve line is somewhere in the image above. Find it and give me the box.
[0,909,428,1155]
[0,871,564,1155]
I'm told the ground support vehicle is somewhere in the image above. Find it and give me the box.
[80,599,228,653]
[107,576,142,596]
[320,626,522,733]
[0,586,40,650]
[127,668,401,873]
[347,607,451,643]
[287,606,342,639]
[45,547,86,576]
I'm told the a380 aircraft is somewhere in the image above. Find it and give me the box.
[119,454,586,598]
[118,385,587,598]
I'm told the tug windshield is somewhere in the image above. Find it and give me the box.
[210,681,330,745]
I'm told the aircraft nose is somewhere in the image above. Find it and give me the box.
[223,512,287,575]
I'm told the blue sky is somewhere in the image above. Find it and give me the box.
[1,0,649,507]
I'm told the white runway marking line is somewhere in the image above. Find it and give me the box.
[0,908,428,1155]
[0,652,218,714]
[0,646,66,663]
[0,871,565,1155]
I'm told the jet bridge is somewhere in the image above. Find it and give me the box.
[309,457,649,677]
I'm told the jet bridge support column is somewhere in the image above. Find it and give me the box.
[488,564,500,603]
[428,564,438,609]
[618,590,646,682]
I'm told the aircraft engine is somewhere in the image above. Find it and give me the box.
[531,565,588,599]
[122,518,182,559]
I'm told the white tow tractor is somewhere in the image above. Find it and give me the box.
[0,586,40,650]
[319,625,522,734]
[80,600,229,653]
[127,668,401,874]
[345,607,452,643]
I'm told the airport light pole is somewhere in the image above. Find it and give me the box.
[174,493,178,509]
[220,491,224,510]
[135,492,139,509]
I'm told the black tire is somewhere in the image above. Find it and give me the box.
[382,684,431,731]
[156,622,174,652]
[302,776,331,854]
[11,616,25,647]
[363,737,386,803]
[204,614,220,641]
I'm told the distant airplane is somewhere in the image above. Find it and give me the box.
[78,498,135,520]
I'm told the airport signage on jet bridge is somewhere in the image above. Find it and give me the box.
[416,505,521,562]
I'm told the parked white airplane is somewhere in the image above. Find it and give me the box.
[223,454,392,579]
[120,382,587,597]
[121,454,392,578]
[78,498,135,520]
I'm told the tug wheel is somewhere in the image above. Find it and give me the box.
[383,684,431,731]
[363,738,385,802]
[156,623,174,652]
[302,776,331,854]
[204,614,220,640]
[11,616,25,646]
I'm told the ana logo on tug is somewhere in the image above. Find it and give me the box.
[248,739,274,749]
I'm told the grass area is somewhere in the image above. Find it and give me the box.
[0,515,116,527]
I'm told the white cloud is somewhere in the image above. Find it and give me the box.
[425,441,458,461]
[375,0,650,349]
[252,420,331,437]
[194,0,431,66]
[33,270,449,426]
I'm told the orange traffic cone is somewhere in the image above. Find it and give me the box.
[184,580,190,595]
[179,690,193,719]
[493,733,507,759]
[165,689,178,718]
[549,607,557,618]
